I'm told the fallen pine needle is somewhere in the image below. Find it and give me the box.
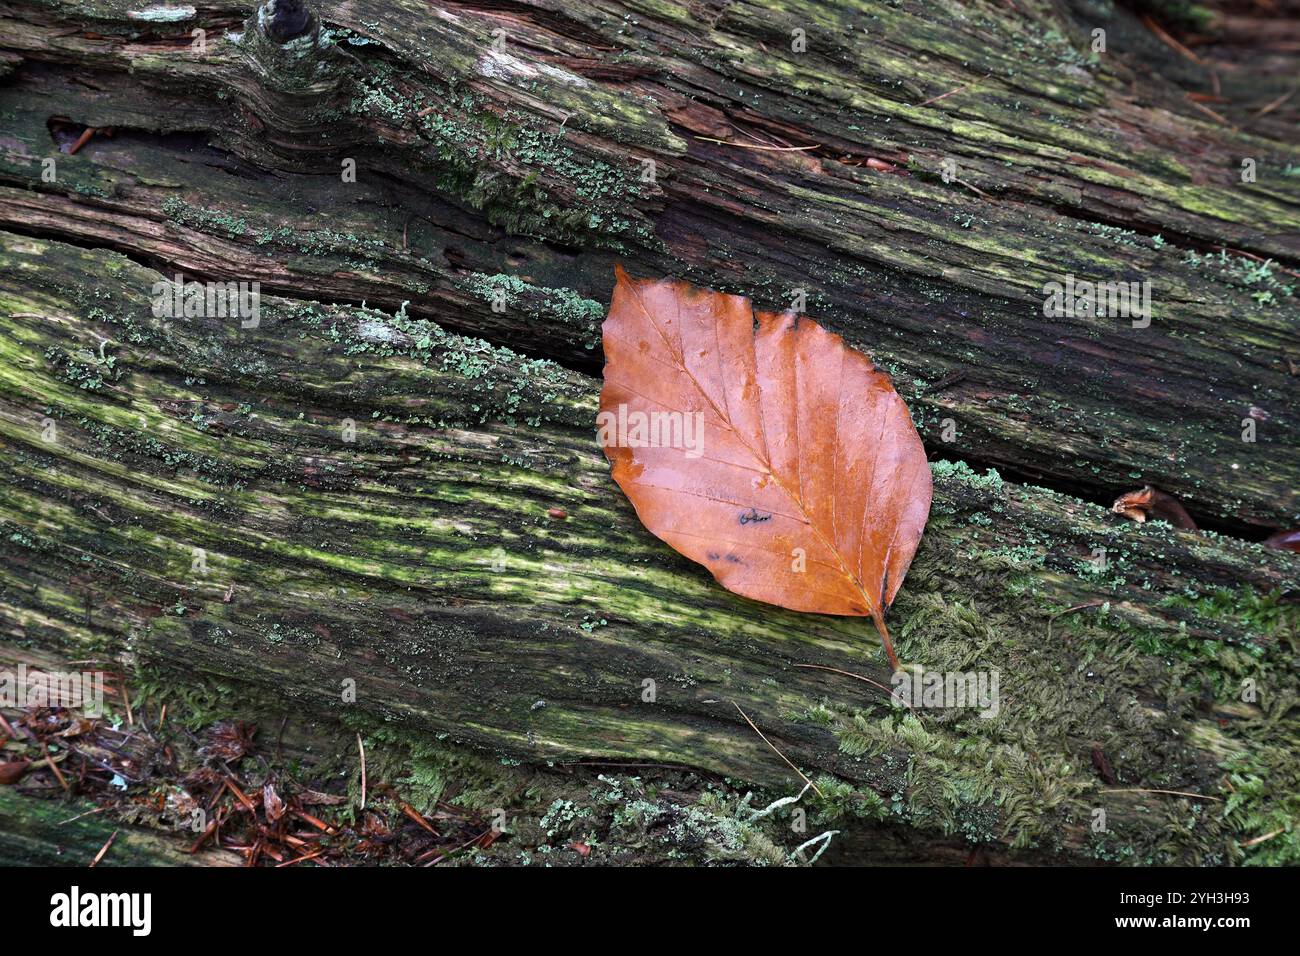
[1141,15,1203,65]
[276,848,326,867]
[90,830,118,867]
[915,74,991,108]
[1218,246,1300,281]
[291,808,336,833]
[732,701,822,797]
[1102,787,1222,802]
[357,732,367,811]
[792,662,907,709]
[694,136,819,151]
[59,806,107,825]
[41,740,70,793]
[1185,96,1232,128]
[1250,86,1296,122]
[400,802,439,836]
[67,127,97,156]
[954,177,991,199]
[1241,828,1285,847]
[420,828,494,866]
[224,777,258,813]
[188,818,219,854]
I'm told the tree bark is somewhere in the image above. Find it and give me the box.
[0,0,1297,865]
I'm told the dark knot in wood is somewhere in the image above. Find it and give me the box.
[261,0,312,44]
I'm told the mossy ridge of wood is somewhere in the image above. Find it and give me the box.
[0,788,246,866]
[1,231,1297,864]
[0,0,1295,527]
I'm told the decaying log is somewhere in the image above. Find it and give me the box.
[2,231,1297,863]
[0,0,1297,864]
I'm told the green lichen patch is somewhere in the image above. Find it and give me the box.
[456,273,605,351]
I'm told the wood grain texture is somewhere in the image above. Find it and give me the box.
[0,0,1298,864]
[0,0,1295,528]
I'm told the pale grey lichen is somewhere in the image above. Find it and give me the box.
[128,5,196,22]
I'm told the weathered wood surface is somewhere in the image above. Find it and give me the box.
[0,788,242,866]
[0,0,1298,864]
[2,231,1297,863]
[0,0,1296,528]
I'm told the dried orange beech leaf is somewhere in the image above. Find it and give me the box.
[599,266,931,669]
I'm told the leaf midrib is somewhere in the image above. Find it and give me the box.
[622,283,881,617]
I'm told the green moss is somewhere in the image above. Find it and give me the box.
[807,497,1300,862]
[1223,754,1300,865]
[1161,587,1297,644]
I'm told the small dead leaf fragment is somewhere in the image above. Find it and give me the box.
[599,266,932,669]
[1263,529,1300,553]
[1091,746,1117,785]
[200,720,256,762]
[0,759,30,785]
[1111,486,1197,530]
[263,782,286,822]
